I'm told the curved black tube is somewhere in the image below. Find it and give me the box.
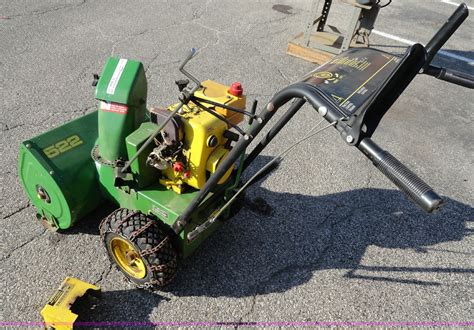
[269,83,346,123]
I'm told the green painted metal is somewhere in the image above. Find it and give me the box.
[125,122,160,188]
[96,57,147,161]
[136,184,228,257]
[93,159,228,257]
[18,112,102,229]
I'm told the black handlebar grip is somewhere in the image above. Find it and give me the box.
[358,138,444,213]
[437,68,474,89]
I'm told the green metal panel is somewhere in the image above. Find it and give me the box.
[136,185,226,258]
[95,58,147,106]
[180,192,227,258]
[95,57,147,161]
[137,185,199,224]
[18,112,102,229]
[125,122,159,188]
[95,163,120,203]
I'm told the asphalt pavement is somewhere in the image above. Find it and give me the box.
[1,0,473,326]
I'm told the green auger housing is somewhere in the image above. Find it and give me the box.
[18,112,101,229]
[18,57,148,230]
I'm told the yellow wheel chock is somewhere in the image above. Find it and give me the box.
[40,277,100,330]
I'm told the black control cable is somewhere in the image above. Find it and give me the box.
[190,95,258,120]
[192,99,247,136]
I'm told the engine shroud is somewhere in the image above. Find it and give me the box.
[150,80,246,194]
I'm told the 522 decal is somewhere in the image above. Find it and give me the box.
[42,135,83,159]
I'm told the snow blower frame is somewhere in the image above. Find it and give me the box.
[18,4,473,289]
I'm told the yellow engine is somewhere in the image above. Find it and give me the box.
[147,80,246,194]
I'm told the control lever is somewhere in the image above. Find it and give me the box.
[179,48,201,86]
[175,79,190,92]
[358,138,444,213]
[425,65,474,89]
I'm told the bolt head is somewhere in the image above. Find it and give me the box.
[318,106,328,116]
[346,135,354,143]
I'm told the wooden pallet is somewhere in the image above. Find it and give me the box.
[287,32,338,64]
[287,31,367,64]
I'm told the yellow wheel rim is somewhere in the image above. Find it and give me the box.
[110,237,146,279]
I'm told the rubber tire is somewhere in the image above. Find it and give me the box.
[99,208,178,289]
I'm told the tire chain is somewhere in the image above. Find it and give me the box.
[99,208,178,290]
[148,259,178,287]
[129,220,154,242]
[140,235,170,257]
[114,210,140,234]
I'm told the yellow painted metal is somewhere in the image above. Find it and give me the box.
[206,146,233,184]
[162,80,246,193]
[159,177,185,194]
[110,236,147,279]
[194,80,246,126]
[40,277,100,330]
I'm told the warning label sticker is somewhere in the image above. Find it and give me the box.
[106,58,127,95]
[100,101,128,114]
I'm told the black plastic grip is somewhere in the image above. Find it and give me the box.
[358,138,444,213]
[425,65,474,89]
[437,68,474,89]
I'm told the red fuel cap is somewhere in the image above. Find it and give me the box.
[228,82,243,96]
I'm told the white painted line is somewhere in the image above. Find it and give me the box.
[372,30,474,65]
[440,0,474,11]
[372,30,416,45]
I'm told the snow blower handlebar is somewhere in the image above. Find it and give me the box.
[173,78,441,234]
[264,83,444,214]
[172,5,472,234]
[424,65,474,89]
[422,3,474,89]
[423,3,468,69]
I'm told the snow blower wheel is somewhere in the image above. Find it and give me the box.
[99,209,178,289]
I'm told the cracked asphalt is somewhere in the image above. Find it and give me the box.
[1,0,473,325]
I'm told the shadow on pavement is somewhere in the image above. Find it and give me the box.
[168,186,472,296]
[77,183,472,322]
[75,288,164,327]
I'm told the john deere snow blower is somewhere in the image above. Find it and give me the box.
[18,4,473,289]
